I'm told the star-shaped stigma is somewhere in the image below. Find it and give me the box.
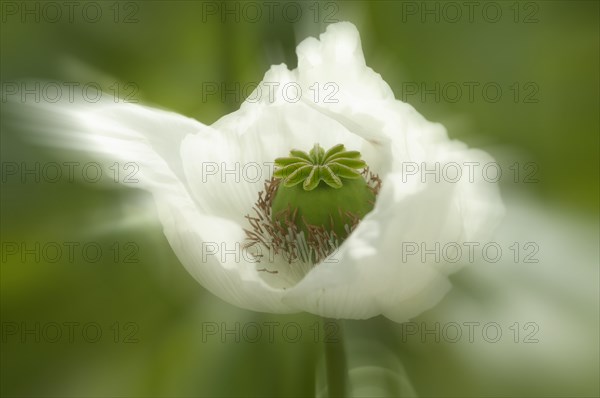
[273,143,367,191]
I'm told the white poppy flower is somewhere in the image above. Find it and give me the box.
[15,21,503,322]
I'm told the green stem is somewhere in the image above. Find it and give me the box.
[342,317,418,397]
[323,318,348,397]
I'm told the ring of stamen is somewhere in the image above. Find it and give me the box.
[244,158,381,270]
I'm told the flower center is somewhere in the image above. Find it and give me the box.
[271,143,375,238]
[244,144,381,268]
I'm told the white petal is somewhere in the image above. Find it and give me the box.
[152,192,294,313]
[296,22,395,103]
[283,176,456,322]
[239,64,299,107]
[8,96,198,192]
[10,96,295,313]
[180,100,391,226]
[282,138,503,320]
[294,22,401,147]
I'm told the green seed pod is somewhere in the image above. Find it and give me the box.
[271,144,375,241]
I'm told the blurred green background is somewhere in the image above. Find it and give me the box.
[1,1,598,397]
